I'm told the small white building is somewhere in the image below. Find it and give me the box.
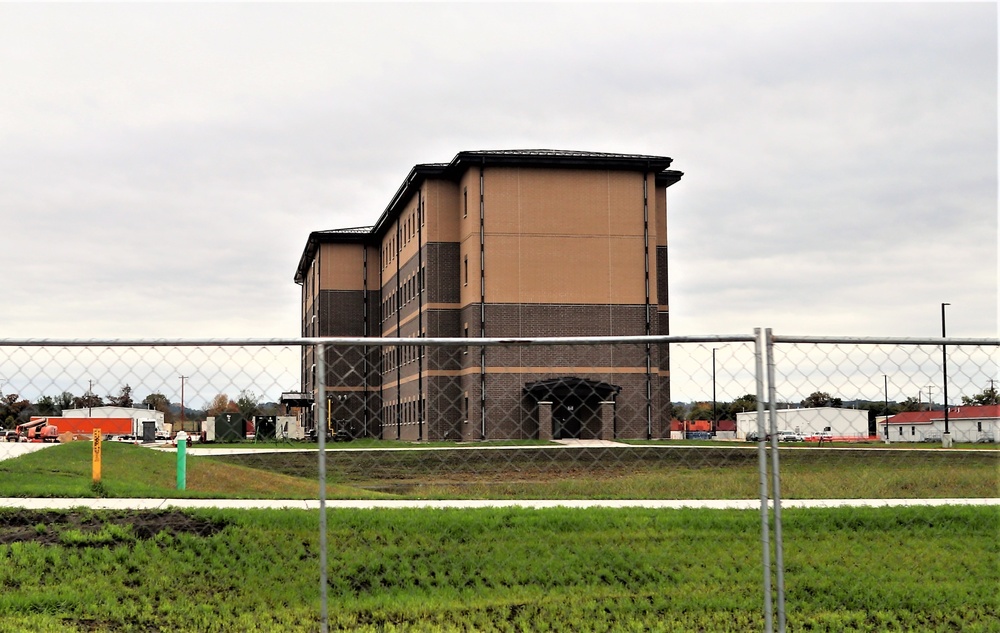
[735,407,870,440]
[882,405,999,443]
[62,406,166,437]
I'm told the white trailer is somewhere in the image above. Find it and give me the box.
[736,407,870,440]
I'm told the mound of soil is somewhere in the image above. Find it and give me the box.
[0,510,227,546]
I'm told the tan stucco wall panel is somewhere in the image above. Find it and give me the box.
[487,235,616,304]
[397,198,421,264]
[609,237,648,304]
[319,243,365,290]
[655,183,668,245]
[424,180,460,243]
[459,170,480,242]
[607,171,646,237]
[483,168,522,234]
[512,169,612,236]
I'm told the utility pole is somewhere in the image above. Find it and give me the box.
[925,386,934,412]
[88,379,93,417]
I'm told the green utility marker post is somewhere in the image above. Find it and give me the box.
[175,431,188,490]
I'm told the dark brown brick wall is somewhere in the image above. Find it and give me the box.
[319,290,364,336]
[656,246,668,306]
[425,242,460,304]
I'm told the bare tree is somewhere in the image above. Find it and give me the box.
[108,385,134,408]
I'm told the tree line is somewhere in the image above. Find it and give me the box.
[674,385,999,423]
[0,385,277,429]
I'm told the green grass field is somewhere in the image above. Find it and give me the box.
[1,441,997,500]
[0,505,995,632]
[0,442,997,631]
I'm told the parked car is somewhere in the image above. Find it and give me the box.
[685,431,712,440]
[975,434,995,443]
[923,433,943,443]
[4,431,19,442]
[805,430,834,442]
[766,430,804,442]
[745,430,760,442]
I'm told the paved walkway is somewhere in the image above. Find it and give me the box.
[0,442,57,460]
[0,497,995,511]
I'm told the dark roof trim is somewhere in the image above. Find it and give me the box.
[293,228,372,284]
[295,150,683,282]
[369,150,682,237]
[447,149,675,173]
[524,376,622,402]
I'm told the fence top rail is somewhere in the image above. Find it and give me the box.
[1,334,996,348]
[769,334,999,346]
[0,335,757,348]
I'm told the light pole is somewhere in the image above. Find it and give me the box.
[941,303,950,444]
[883,375,889,442]
[712,348,717,435]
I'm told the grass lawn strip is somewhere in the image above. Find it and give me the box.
[0,505,995,632]
[1,441,996,501]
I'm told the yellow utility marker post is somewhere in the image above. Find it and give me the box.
[92,428,102,483]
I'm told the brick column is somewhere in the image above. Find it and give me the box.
[599,401,615,440]
[537,401,553,441]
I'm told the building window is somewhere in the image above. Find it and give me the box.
[911,426,915,436]
[977,421,982,432]
[898,427,903,437]
[463,187,468,218]
[464,255,469,286]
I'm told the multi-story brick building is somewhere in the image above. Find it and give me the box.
[293,150,682,441]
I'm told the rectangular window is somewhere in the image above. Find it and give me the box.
[898,427,903,437]
[463,187,468,218]
[911,426,915,436]
[464,255,469,286]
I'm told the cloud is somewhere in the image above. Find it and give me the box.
[0,2,994,345]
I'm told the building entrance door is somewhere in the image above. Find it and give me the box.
[524,377,621,441]
[552,400,583,439]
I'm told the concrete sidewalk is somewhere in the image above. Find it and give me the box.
[0,497,995,511]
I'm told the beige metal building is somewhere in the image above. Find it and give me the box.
[293,150,682,441]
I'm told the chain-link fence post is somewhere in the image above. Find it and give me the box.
[753,327,775,633]
[317,342,329,633]
[765,328,787,633]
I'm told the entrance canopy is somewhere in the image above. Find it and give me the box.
[523,377,621,402]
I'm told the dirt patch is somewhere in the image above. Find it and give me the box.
[0,510,228,546]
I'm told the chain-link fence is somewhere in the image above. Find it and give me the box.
[0,333,996,632]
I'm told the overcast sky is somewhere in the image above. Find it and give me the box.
[2,3,996,343]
